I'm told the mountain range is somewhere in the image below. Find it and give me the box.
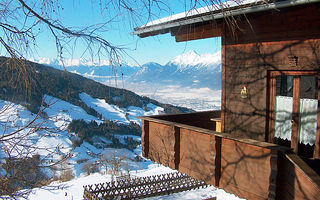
[31,50,222,90]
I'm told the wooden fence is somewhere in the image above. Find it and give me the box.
[83,172,209,200]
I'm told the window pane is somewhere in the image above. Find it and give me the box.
[300,76,318,99]
[275,75,293,97]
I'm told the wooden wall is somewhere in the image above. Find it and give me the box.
[222,3,320,140]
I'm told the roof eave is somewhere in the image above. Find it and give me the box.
[132,0,320,37]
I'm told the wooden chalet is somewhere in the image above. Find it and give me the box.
[133,0,320,199]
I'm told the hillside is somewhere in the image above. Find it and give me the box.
[0,57,193,115]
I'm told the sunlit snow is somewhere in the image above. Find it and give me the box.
[79,92,164,125]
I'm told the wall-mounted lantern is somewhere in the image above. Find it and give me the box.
[241,85,248,99]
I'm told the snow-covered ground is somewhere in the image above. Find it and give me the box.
[26,164,220,200]
[0,92,163,162]
[0,93,245,200]
[79,92,164,125]
[26,164,244,200]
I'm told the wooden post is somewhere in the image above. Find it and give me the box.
[266,72,276,143]
[314,74,320,159]
[221,24,226,133]
[268,149,278,200]
[291,76,300,153]
[141,120,149,158]
[215,136,222,187]
[171,125,180,170]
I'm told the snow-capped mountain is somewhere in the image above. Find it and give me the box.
[29,57,139,79]
[30,57,136,67]
[130,51,221,89]
[30,50,221,90]
[169,50,221,71]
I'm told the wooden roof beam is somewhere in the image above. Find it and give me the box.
[172,22,223,42]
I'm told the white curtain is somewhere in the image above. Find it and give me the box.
[274,96,293,141]
[299,98,318,145]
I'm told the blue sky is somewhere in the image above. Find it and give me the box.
[32,0,221,65]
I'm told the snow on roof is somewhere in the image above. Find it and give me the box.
[133,0,319,36]
[143,0,261,27]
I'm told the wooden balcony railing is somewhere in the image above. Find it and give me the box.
[139,110,320,200]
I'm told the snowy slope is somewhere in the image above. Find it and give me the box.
[0,98,220,199]
[0,93,163,177]
[79,92,164,125]
[0,61,237,199]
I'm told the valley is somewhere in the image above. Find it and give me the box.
[0,51,222,199]
[32,50,222,111]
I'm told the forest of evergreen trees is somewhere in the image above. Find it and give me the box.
[68,119,141,151]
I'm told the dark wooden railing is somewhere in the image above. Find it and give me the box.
[139,110,320,200]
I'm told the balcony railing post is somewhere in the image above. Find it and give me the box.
[268,149,278,200]
[171,125,180,170]
[141,120,149,158]
[215,135,222,187]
